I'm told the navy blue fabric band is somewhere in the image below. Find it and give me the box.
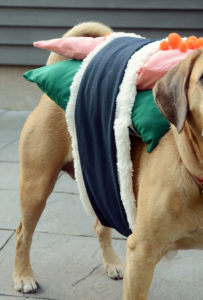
[75,37,152,237]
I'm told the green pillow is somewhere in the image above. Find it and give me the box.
[132,90,169,153]
[23,61,169,153]
[23,59,82,110]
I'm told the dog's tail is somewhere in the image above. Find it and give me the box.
[46,22,113,65]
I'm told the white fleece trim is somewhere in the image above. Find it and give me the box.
[66,32,161,230]
[114,40,161,230]
[65,32,144,217]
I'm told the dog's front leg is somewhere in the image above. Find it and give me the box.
[123,230,159,300]
[122,193,181,300]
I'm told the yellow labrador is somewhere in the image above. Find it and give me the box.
[13,22,203,300]
[123,47,203,299]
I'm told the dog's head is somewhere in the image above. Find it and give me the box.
[153,49,203,136]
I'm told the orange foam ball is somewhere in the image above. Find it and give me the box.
[196,37,203,48]
[104,32,111,38]
[179,41,188,52]
[168,33,182,49]
[188,35,197,41]
[160,40,169,50]
[186,36,197,49]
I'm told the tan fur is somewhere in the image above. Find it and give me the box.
[13,21,116,293]
[123,50,203,300]
[13,22,203,299]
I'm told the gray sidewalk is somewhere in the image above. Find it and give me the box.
[0,109,203,300]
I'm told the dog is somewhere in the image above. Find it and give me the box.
[13,22,203,299]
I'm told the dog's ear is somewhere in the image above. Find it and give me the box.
[153,50,201,133]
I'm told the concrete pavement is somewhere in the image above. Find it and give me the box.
[1,109,203,300]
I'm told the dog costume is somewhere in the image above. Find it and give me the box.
[66,33,167,236]
[24,32,200,236]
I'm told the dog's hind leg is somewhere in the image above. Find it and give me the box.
[94,218,123,279]
[13,95,71,293]
[14,168,58,293]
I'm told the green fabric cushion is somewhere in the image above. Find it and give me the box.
[23,59,82,110]
[132,90,169,152]
[23,60,169,153]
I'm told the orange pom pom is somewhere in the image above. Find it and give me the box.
[188,35,197,41]
[104,32,111,37]
[196,37,203,48]
[186,36,197,49]
[160,40,169,50]
[179,41,188,52]
[168,33,182,49]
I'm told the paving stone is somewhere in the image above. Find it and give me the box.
[0,232,125,300]
[0,188,122,239]
[150,251,203,300]
[0,111,29,149]
[0,230,14,250]
[0,190,20,230]
[0,164,77,195]
[1,232,203,300]
[0,140,19,162]
[0,110,6,116]
[0,295,44,300]
[37,193,95,236]
[0,189,90,234]
[0,186,95,235]
[53,172,79,195]
[0,162,20,191]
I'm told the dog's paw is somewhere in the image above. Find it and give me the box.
[14,276,39,293]
[105,263,123,280]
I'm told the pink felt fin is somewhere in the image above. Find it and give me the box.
[136,48,194,90]
[33,36,105,60]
